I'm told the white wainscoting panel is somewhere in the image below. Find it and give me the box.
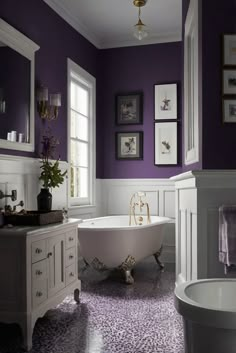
[172,170,236,286]
[163,190,175,218]
[102,179,176,263]
[103,179,175,217]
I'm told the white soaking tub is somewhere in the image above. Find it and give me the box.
[175,278,236,353]
[78,215,171,283]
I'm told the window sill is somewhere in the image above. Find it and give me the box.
[68,204,96,211]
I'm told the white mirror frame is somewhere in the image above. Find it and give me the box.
[184,0,202,165]
[0,18,39,152]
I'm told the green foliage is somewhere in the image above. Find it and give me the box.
[39,129,67,189]
[39,160,67,189]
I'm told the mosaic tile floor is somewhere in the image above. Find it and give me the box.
[0,259,184,353]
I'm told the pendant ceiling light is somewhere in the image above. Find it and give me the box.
[133,0,148,40]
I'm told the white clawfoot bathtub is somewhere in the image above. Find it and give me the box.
[175,278,236,353]
[78,215,171,283]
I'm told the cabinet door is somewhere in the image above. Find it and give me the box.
[48,234,66,297]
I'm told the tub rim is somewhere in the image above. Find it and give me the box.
[175,278,236,329]
[78,215,172,231]
[175,278,236,312]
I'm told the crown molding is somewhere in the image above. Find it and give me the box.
[43,0,181,49]
[43,0,101,48]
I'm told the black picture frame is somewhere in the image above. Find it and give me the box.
[116,93,143,125]
[116,131,143,160]
[223,34,236,66]
[222,98,236,123]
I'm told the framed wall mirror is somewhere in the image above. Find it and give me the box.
[0,19,39,152]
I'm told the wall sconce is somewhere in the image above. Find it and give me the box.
[37,86,61,121]
[0,88,6,114]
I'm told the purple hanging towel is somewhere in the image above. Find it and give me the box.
[219,205,236,273]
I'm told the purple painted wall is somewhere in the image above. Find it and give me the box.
[0,1,183,179]
[97,43,183,179]
[202,0,236,169]
[0,0,98,160]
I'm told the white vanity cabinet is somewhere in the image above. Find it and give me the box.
[0,219,81,350]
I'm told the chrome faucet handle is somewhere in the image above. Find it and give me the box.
[0,189,17,201]
[11,190,17,201]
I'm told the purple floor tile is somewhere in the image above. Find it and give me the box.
[0,259,184,353]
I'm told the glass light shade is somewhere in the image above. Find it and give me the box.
[0,100,6,114]
[50,93,61,107]
[133,21,148,40]
[37,87,48,101]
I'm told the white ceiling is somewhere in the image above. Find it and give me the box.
[43,0,182,49]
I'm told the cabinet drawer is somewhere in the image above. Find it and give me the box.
[32,280,47,308]
[65,247,76,267]
[32,260,47,283]
[65,263,77,286]
[32,240,46,263]
[66,230,76,249]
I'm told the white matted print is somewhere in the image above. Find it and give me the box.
[223,69,236,94]
[223,99,236,123]
[224,35,236,66]
[155,122,177,165]
[154,83,177,120]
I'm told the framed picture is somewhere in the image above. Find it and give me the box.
[116,93,142,125]
[223,69,236,94]
[224,34,236,66]
[154,122,177,165]
[154,83,177,120]
[116,131,143,160]
[223,99,236,123]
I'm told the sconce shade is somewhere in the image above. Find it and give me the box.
[37,87,48,102]
[0,88,6,114]
[0,100,6,114]
[37,86,61,121]
[50,93,61,107]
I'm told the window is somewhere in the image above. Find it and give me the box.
[67,59,96,206]
[184,0,201,165]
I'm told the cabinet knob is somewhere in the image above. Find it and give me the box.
[36,270,43,276]
[47,252,52,257]
[35,248,42,254]
[69,272,74,277]
[36,291,43,297]
[69,237,74,241]
[69,255,74,259]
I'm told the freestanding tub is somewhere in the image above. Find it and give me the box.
[78,215,171,283]
[175,278,236,353]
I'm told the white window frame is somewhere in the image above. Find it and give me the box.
[184,0,202,165]
[67,58,96,207]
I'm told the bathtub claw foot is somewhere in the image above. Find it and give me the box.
[154,247,164,271]
[124,270,134,284]
[74,288,80,303]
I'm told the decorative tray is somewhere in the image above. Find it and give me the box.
[4,210,63,226]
